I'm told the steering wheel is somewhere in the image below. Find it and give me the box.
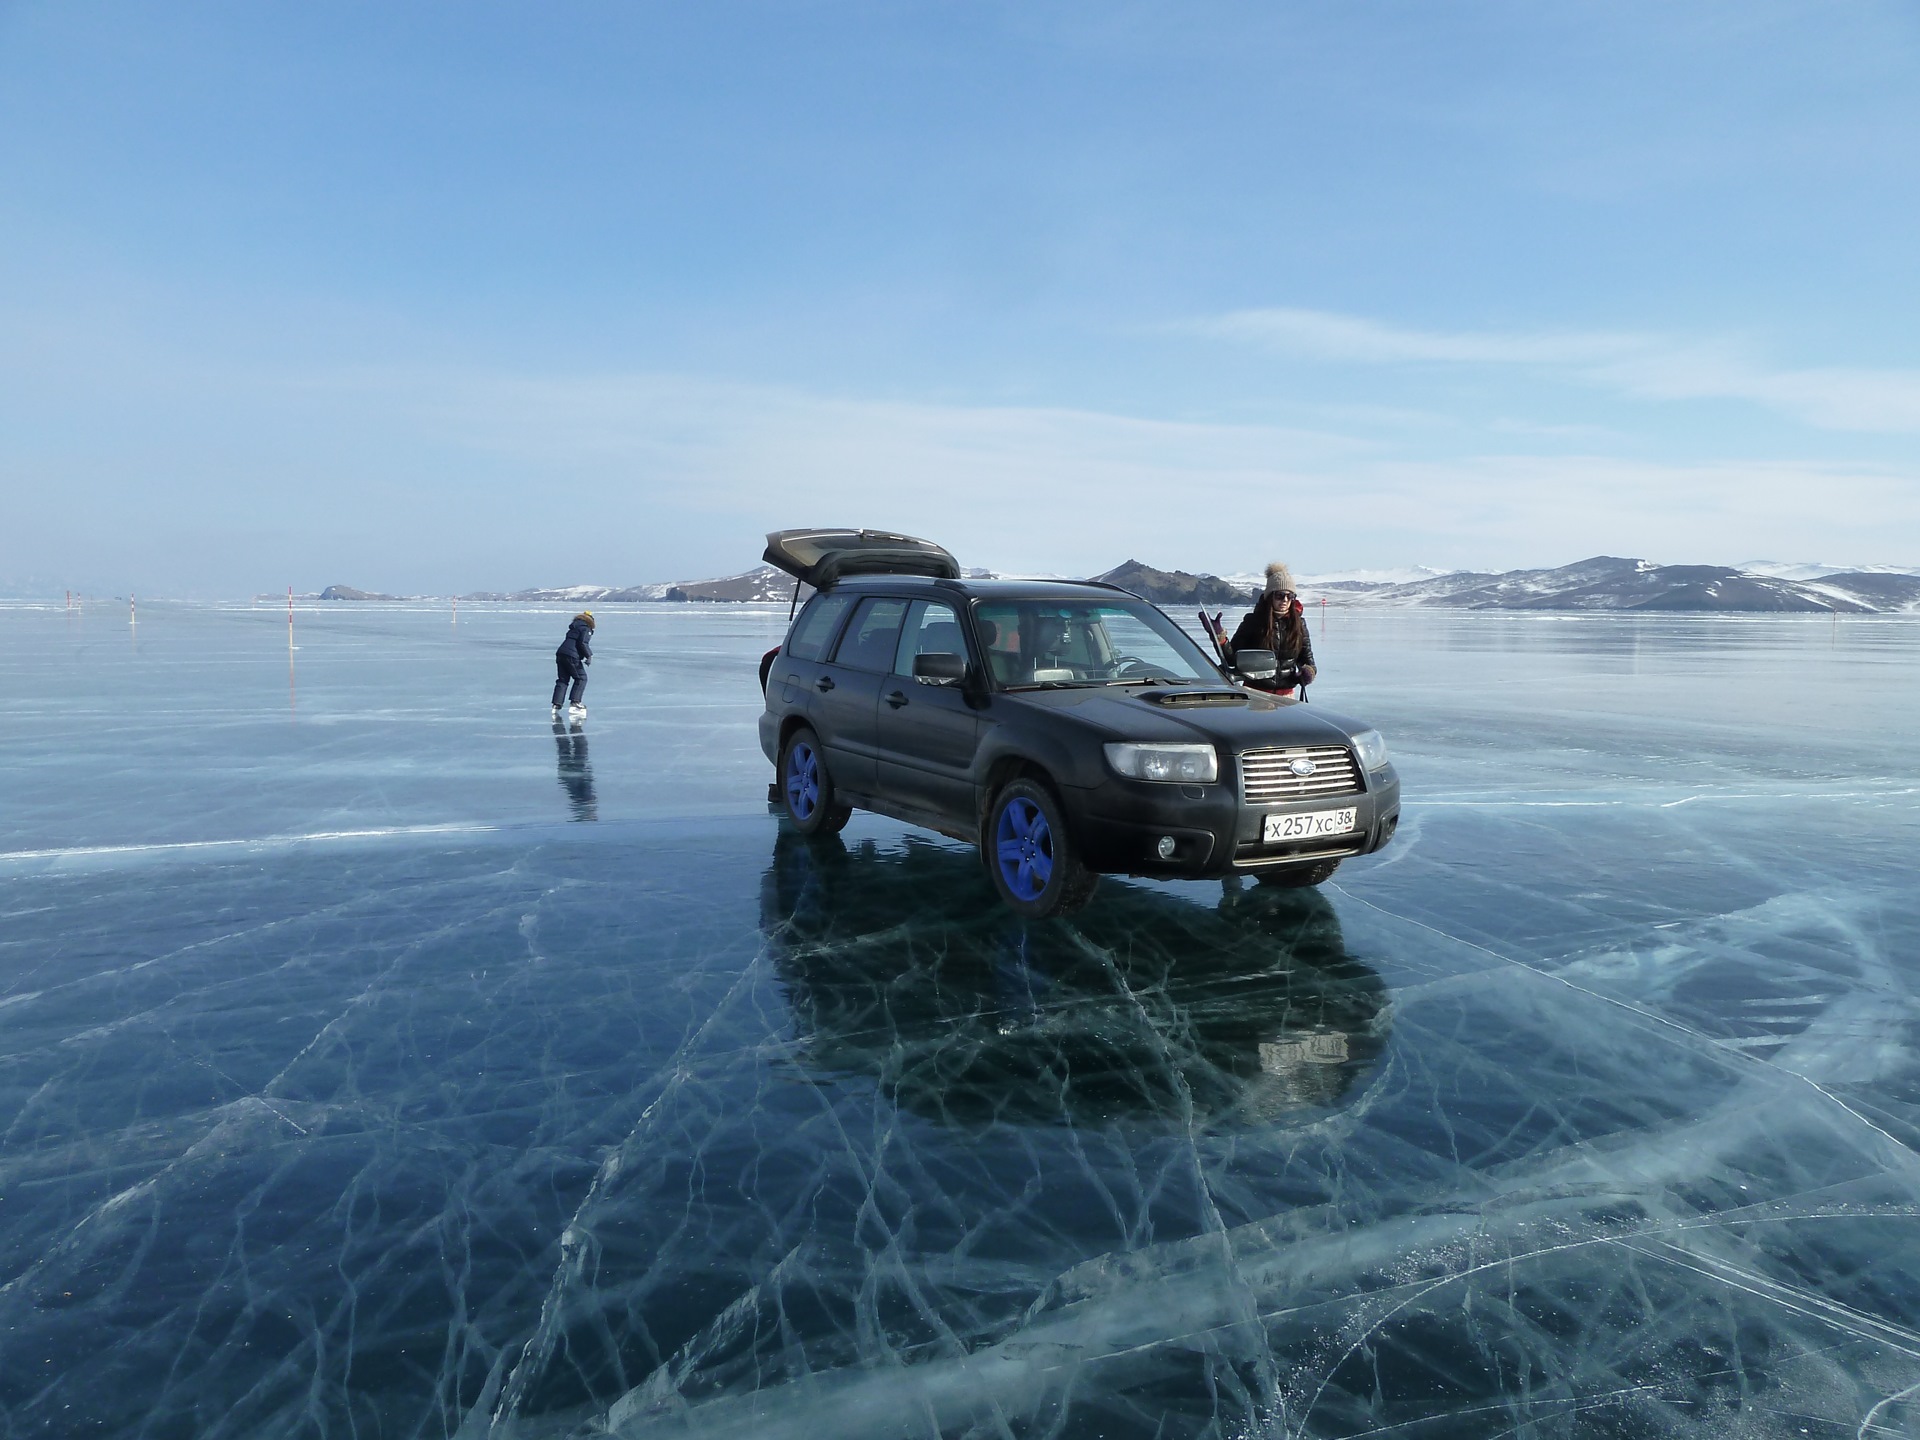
[1111,657,1176,680]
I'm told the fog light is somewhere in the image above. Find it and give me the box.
[1156,835,1177,860]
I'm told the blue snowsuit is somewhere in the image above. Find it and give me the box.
[553,616,594,707]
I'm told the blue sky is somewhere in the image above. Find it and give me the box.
[3,1,1918,595]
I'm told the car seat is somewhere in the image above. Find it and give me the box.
[978,618,1021,685]
[1029,615,1075,682]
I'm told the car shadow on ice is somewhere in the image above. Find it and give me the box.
[759,826,1391,1131]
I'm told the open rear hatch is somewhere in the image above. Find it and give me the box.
[763,528,960,589]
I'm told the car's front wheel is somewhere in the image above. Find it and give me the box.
[1256,857,1342,888]
[781,727,851,836]
[984,778,1098,918]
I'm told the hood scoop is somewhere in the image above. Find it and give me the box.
[1141,689,1250,708]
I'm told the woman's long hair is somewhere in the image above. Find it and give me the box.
[1261,594,1307,660]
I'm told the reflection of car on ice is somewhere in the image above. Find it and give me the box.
[757,529,1402,916]
[761,829,1390,1129]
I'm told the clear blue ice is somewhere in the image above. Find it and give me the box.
[3,600,1919,1437]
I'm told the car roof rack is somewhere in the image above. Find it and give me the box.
[763,528,961,589]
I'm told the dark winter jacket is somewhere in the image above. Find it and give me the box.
[557,617,594,665]
[1227,594,1315,689]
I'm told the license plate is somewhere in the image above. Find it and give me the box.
[1263,807,1357,843]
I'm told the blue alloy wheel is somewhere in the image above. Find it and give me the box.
[995,796,1054,901]
[984,778,1095,916]
[781,726,849,837]
[785,740,819,820]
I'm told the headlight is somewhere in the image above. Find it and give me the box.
[1351,729,1389,771]
[1104,742,1219,783]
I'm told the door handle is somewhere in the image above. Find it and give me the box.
[815,675,835,693]
[885,690,908,709]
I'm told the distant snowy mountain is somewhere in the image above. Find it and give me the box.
[457,582,656,603]
[315,555,1920,614]
[1223,565,1455,590]
[1319,557,1920,613]
[1739,560,1920,582]
[1112,557,1920,613]
[1304,565,1456,588]
[459,563,995,605]
[1091,560,1246,607]
[668,567,807,603]
[1794,572,1920,611]
[462,566,801,604]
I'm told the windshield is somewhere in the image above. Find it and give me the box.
[973,599,1222,689]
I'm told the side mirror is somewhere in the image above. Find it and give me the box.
[1233,649,1278,680]
[912,651,967,685]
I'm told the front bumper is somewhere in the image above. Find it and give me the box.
[1062,763,1401,879]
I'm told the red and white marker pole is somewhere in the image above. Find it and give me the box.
[288,587,294,647]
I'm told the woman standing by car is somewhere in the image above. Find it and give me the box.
[1228,563,1316,695]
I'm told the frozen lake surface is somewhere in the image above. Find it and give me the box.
[3,599,1919,1437]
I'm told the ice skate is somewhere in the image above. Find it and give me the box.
[550,705,561,720]
[568,704,587,721]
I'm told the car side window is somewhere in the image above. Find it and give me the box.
[891,601,964,676]
[832,597,910,672]
[784,593,854,663]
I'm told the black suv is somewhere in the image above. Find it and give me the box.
[757,529,1401,917]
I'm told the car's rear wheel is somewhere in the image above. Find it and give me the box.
[984,778,1098,918]
[1256,857,1342,888]
[781,727,851,836]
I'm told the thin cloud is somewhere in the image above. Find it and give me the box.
[1202,308,1646,366]
[351,365,1920,575]
[1203,306,1920,434]
[1596,351,1920,433]
[11,311,1918,589]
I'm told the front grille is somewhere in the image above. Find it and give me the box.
[1239,745,1362,805]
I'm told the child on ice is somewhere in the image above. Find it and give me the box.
[552,611,595,718]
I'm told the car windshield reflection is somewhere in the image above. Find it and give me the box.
[973,599,1221,689]
[760,829,1390,1130]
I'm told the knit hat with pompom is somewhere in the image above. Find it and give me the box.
[1263,562,1296,596]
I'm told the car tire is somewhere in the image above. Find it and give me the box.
[983,778,1098,918]
[780,727,851,837]
[1256,858,1342,888]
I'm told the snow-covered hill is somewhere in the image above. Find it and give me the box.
[1313,558,1920,613]
[312,558,1920,613]
[461,566,800,604]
